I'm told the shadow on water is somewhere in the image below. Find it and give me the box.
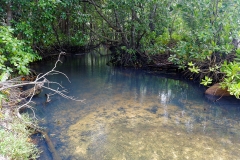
[31,53,240,160]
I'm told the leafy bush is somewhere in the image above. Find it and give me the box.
[220,61,240,99]
[0,26,41,81]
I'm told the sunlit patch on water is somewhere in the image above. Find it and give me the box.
[33,54,240,160]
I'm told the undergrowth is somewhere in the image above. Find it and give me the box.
[0,114,40,159]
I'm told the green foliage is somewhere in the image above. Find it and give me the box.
[12,0,89,48]
[69,31,88,46]
[163,0,240,98]
[0,114,40,159]
[234,49,240,62]
[168,0,240,67]
[168,54,186,69]
[220,61,240,98]
[143,28,171,55]
[200,76,213,86]
[188,62,200,73]
[0,26,40,81]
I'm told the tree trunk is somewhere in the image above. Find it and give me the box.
[149,4,157,31]
[131,9,136,49]
[6,2,12,26]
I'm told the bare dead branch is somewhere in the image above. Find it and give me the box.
[0,52,85,120]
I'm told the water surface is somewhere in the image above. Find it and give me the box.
[33,53,240,160]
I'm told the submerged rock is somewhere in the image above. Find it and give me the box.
[145,105,158,114]
[205,83,230,97]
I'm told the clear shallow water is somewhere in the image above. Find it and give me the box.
[32,53,240,160]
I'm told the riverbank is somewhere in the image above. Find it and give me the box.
[0,56,65,159]
[0,85,40,159]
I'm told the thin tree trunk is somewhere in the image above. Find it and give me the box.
[82,2,86,33]
[66,10,70,44]
[131,9,136,49]
[113,9,128,46]
[149,4,157,31]
[6,2,12,26]
[51,22,61,47]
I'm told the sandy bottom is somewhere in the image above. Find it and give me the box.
[41,90,240,160]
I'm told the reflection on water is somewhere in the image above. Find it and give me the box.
[33,53,240,160]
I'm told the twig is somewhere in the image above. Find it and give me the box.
[15,51,85,119]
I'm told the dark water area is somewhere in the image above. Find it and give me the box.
[31,53,240,160]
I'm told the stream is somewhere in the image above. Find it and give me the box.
[32,53,240,160]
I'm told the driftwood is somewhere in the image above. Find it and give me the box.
[27,124,62,160]
[41,131,62,160]
[20,83,42,98]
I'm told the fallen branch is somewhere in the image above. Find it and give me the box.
[30,126,62,160]
[0,51,85,159]
[20,83,43,98]
[15,52,85,118]
[14,116,62,160]
[40,130,62,160]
